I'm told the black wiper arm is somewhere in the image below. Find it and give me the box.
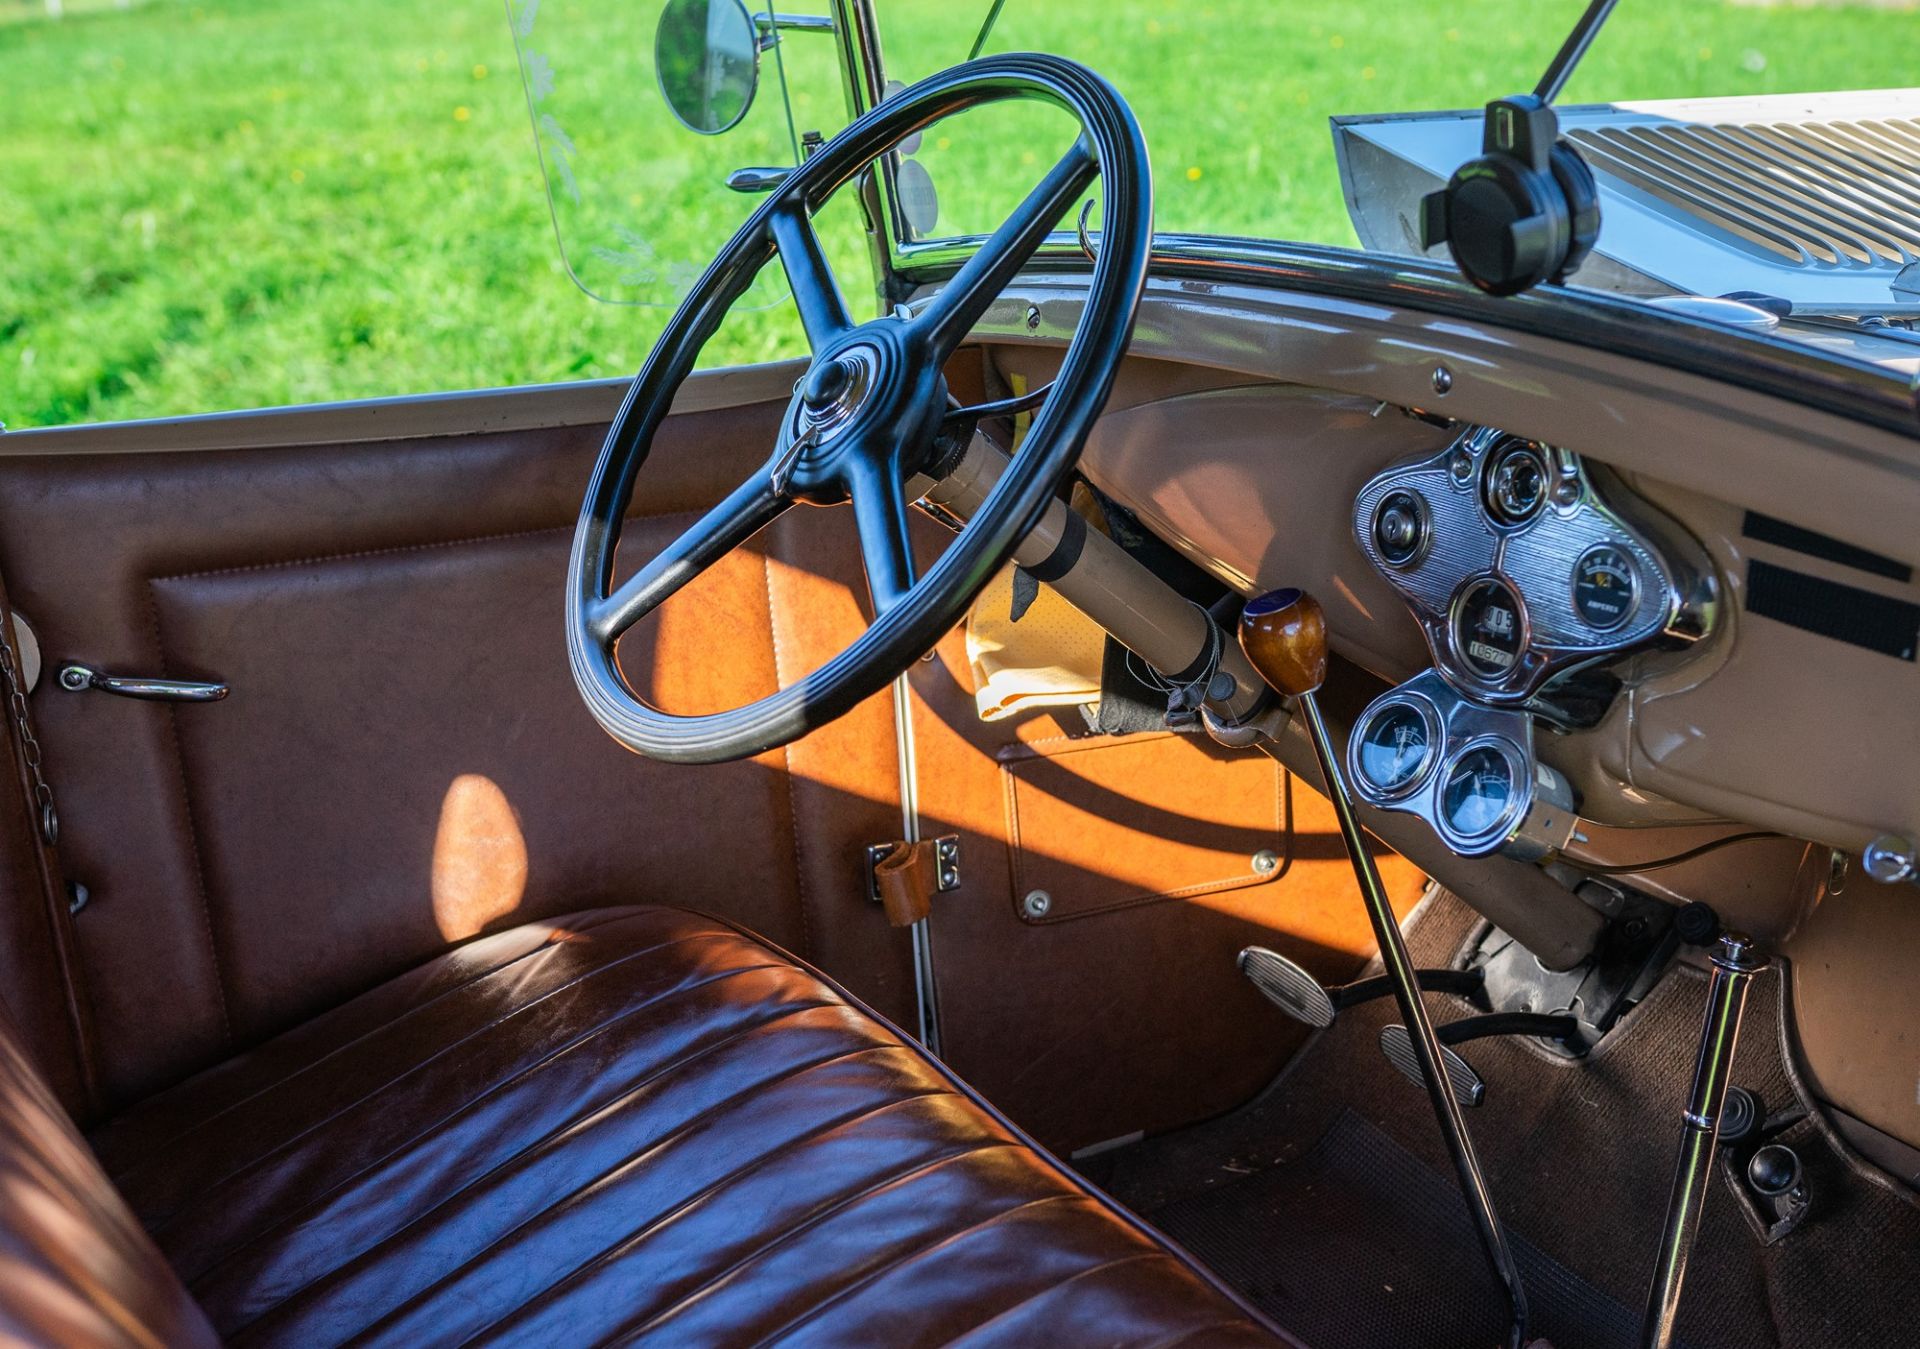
[967,0,1010,60]
[1534,0,1621,104]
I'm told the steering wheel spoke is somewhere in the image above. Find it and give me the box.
[844,456,918,616]
[917,136,1100,358]
[770,204,854,352]
[590,475,790,646]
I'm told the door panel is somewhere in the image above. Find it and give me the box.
[0,394,918,1106]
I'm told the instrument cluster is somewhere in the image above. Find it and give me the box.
[1352,427,1707,705]
[1346,426,1713,860]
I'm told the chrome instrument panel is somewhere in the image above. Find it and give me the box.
[1348,670,1577,861]
[1353,426,1712,706]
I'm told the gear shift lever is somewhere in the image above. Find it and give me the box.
[1240,588,1532,1349]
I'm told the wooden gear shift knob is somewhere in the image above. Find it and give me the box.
[1237,588,1328,697]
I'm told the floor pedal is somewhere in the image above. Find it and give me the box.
[1238,946,1336,1028]
[1379,1024,1486,1108]
[1239,948,1488,1030]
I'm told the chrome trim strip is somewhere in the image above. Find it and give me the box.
[899,234,1920,434]
[0,359,808,455]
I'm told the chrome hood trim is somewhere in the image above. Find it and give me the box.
[1334,88,1920,316]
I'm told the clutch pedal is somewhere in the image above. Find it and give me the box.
[1238,946,1337,1027]
[1239,946,1486,1029]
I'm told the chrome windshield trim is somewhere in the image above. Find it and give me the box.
[897,234,1920,437]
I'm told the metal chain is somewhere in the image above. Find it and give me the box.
[0,610,56,844]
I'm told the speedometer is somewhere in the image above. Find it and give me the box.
[1572,545,1638,631]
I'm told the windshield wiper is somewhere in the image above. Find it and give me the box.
[968,0,1010,60]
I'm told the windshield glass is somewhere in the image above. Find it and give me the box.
[877,0,1919,249]
[512,0,1919,333]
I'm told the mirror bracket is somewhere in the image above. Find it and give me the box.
[754,11,835,50]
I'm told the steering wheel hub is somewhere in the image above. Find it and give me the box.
[788,342,878,446]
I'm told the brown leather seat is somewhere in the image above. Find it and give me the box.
[53,905,1294,1346]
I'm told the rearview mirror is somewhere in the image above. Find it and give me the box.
[655,0,762,136]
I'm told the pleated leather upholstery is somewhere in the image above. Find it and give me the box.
[90,907,1292,1346]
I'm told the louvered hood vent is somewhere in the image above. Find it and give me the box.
[1334,89,1920,315]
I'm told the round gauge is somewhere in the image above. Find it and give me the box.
[1482,441,1550,527]
[1354,701,1437,798]
[1451,577,1528,680]
[1441,745,1517,842]
[1371,490,1430,567]
[1572,544,1638,631]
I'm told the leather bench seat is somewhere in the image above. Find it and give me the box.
[76,905,1293,1346]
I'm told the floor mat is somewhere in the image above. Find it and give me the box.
[1101,889,1920,1349]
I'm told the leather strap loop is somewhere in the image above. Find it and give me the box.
[873,840,938,927]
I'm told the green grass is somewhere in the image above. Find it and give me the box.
[2,0,1915,428]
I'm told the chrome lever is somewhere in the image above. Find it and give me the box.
[58,663,228,703]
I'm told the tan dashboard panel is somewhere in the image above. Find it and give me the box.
[1785,879,1920,1154]
[1076,383,1448,682]
[1015,346,1920,858]
[1574,473,1920,853]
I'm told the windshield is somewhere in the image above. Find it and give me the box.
[513,1,1920,331]
[878,0,1919,249]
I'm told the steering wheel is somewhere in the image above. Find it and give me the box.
[567,54,1151,764]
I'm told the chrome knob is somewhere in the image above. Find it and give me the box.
[1862,834,1917,886]
[801,357,856,411]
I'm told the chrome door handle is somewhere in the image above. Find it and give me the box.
[58,663,228,703]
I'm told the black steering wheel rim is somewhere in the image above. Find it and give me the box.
[567,53,1151,764]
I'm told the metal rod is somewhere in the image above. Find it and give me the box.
[1637,932,1767,1349]
[891,669,942,1055]
[1534,0,1620,104]
[1296,693,1530,1349]
[827,0,897,311]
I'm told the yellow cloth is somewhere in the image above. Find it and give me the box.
[964,485,1109,722]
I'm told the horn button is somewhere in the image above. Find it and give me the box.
[774,330,944,503]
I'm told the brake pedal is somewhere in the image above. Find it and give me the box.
[1381,1024,1486,1108]
[1237,947,1337,1027]
[1380,1011,1579,1109]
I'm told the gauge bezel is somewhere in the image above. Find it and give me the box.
[1369,489,1433,569]
[1348,692,1443,802]
[1570,543,1640,633]
[1447,573,1531,687]
[1434,734,1528,853]
[1480,439,1551,529]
